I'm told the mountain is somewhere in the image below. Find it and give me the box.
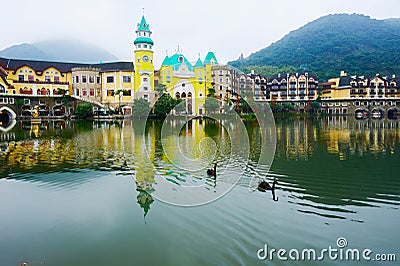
[229,14,400,81]
[0,43,51,61]
[0,40,118,63]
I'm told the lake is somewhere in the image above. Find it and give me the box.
[0,117,399,265]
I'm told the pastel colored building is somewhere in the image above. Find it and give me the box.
[159,51,218,115]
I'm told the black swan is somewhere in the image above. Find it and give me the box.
[258,179,278,191]
[207,163,217,177]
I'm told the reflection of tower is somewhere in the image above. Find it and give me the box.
[134,15,155,103]
[136,188,154,219]
[133,120,156,218]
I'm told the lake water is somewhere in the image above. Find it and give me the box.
[0,117,399,265]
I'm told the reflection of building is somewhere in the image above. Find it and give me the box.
[274,117,400,160]
[275,119,317,160]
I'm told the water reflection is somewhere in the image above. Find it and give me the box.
[273,117,400,221]
[1,117,399,220]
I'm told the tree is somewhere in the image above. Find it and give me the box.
[272,103,283,113]
[310,101,321,113]
[205,87,220,114]
[153,93,180,116]
[155,84,167,97]
[76,103,93,119]
[204,97,220,114]
[283,103,295,113]
[174,98,185,114]
[14,98,25,115]
[132,98,151,117]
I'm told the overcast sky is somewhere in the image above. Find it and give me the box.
[1,0,400,67]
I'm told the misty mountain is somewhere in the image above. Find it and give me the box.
[0,40,118,63]
[229,14,400,81]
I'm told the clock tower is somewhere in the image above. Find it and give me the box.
[133,15,155,100]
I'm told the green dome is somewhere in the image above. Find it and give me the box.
[134,37,154,45]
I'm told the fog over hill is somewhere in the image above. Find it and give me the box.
[0,39,118,63]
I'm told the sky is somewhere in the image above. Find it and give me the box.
[1,0,400,68]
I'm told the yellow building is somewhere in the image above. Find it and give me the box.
[0,14,223,118]
[159,51,218,115]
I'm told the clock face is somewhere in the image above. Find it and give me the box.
[143,55,149,62]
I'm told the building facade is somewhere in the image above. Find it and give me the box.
[320,71,400,117]
[158,51,218,115]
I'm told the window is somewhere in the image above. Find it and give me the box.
[107,90,114,96]
[90,89,94,96]
[220,86,223,90]
[54,76,60,83]
[97,76,101,84]
[199,77,203,84]
[0,84,5,93]
[9,98,14,104]
[82,76,87,83]
[45,76,51,82]
[82,89,87,96]
[89,76,94,83]
[143,86,148,91]
[18,75,24,81]
[143,94,148,100]
[123,90,131,96]
[107,76,114,83]
[28,75,34,82]
[123,76,131,83]
[143,77,148,82]
[75,76,80,83]
[24,98,30,104]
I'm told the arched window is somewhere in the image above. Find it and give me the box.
[181,92,186,98]
[0,84,5,93]
[175,92,180,99]
[187,92,192,98]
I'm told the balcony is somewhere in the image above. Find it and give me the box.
[14,80,69,85]
[351,90,367,95]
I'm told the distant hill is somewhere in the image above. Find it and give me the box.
[0,40,118,63]
[229,14,400,81]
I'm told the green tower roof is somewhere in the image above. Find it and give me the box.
[194,58,204,68]
[161,56,171,66]
[137,15,152,33]
[204,52,218,64]
[133,37,154,45]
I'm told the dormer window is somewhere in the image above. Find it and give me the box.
[178,56,184,63]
